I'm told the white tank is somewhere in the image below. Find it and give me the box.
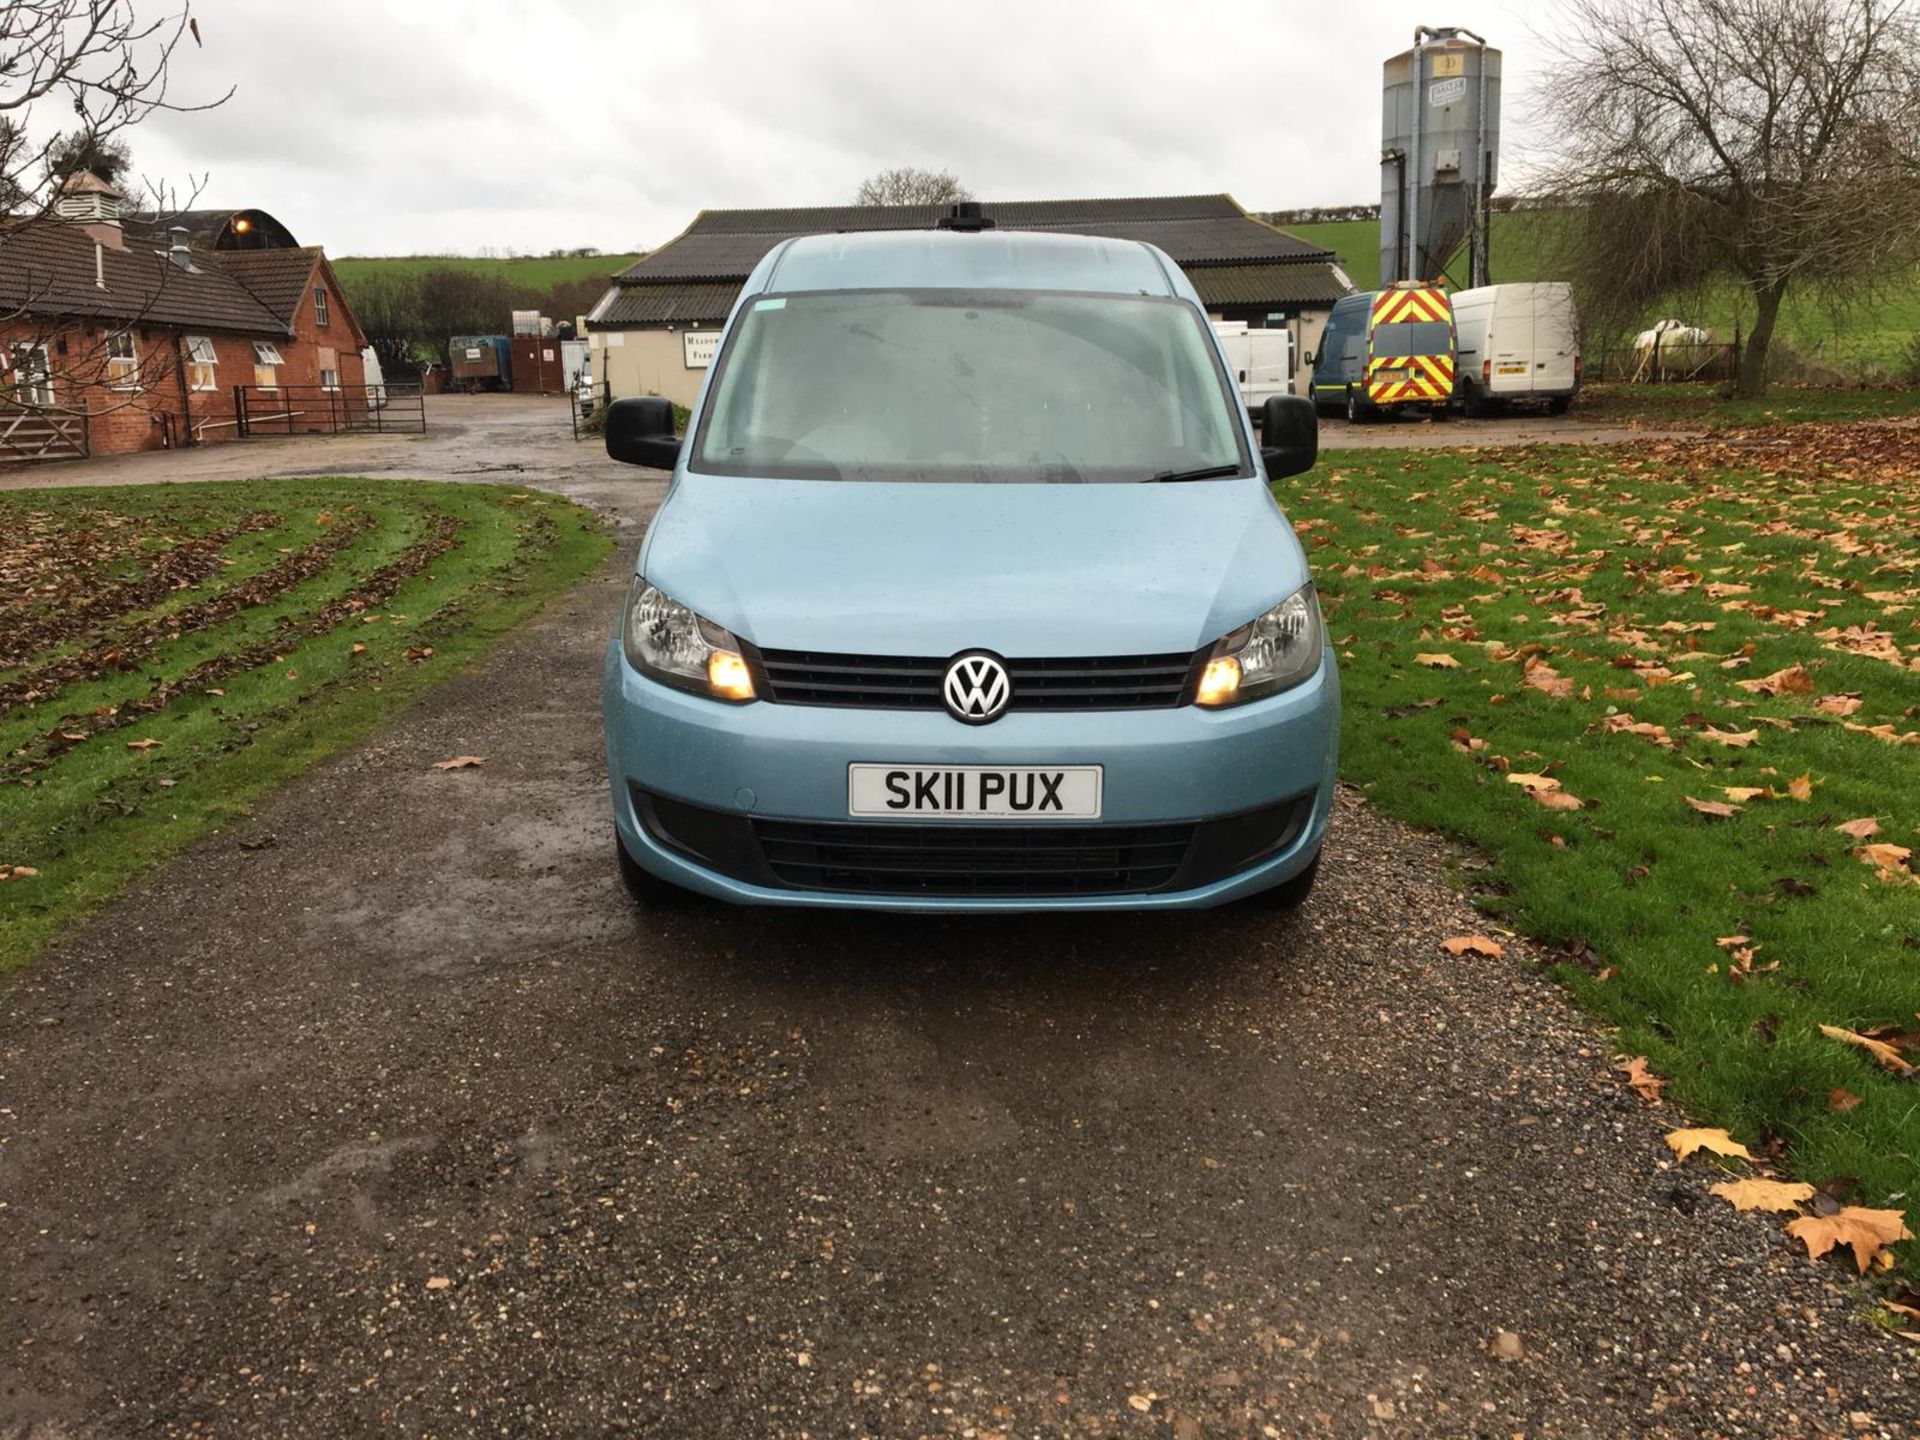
[1379,28,1502,287]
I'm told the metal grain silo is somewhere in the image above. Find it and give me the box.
[1379,27,1501,287]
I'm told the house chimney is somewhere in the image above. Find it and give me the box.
[168,226,192,270]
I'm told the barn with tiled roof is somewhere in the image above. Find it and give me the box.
[585,194,1353,407]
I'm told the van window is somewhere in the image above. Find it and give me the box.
[693,289,1248,483]
[1371,320,1452,358]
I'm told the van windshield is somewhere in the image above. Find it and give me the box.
[1371,320,1452,358]
[691,289,1249,483]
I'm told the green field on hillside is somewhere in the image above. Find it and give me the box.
[1288,214,1920,376]
[331,253,643,290]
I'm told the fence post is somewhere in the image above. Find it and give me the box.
[233,385,248,438]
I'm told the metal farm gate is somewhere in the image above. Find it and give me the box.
[232,383,427,438]
[0,402,88,462]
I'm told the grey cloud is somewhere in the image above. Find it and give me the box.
[130,0,1540,255]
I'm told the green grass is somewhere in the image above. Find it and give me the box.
[1288,212,1920,375]
[1278,432,1920,1267]
[1575,383,1920,428]
[331,254,643,289]
[0,480,610,970]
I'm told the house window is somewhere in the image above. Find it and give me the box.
[9,343,52,406]
[106,330,140,390]
[314,286,329,327]
[252,340,283,389]
[185,336,218,392]
[318,346,339,390]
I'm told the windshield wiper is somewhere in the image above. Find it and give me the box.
[1150,464,1244,483]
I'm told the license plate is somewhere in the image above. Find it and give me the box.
[847,764,1102,820]
[1497,363,1527,374]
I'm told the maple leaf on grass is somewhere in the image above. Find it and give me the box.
[1521,657,1575,699]
[1709,1178,1814,1214]
[1663,1127,1754,1162]
[1786,1207,1914,1274]
[1818,1023,1917,1076]
[1697,726,1760,747]
[1833,817,1880,839]
[1813,692,1863,716]
[1733,664,1814,697]
[1684,795,1742,819]
[1856,843,1916,884]
[1414,652,1460,668]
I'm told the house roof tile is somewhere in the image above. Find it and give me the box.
[0,219,289,334]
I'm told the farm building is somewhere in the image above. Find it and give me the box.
[585,194,1352,408]
[0,172,367,461]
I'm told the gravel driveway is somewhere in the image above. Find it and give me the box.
[2,403,1914,1439]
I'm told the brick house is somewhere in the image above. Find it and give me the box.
[0,172,367,459]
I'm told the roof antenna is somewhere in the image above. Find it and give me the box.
[936,201,994,233]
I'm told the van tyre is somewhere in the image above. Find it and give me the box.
[617,833,688,907]
[1344,387,1366,425]
[1547,395,1572,416]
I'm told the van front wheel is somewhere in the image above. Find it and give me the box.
[1345,388,1366,425]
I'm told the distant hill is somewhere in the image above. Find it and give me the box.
[331,254,642,290]
[1283,213,1917,377]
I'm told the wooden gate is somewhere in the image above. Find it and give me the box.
[0,402,88,462]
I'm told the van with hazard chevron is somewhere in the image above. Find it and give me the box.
[1306,282,1456,424]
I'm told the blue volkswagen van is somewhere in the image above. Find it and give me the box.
[600,218,1339,911]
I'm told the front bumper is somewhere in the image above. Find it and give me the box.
[602,640,1339,911]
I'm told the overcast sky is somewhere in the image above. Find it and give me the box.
[130,0,1551,257]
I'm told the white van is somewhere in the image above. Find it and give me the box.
[1211,321,1294,409]
[1450,283,1580,414]
[360,346,387,411]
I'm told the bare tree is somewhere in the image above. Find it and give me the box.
[854,166,973,207]
[0,1,229,219]
[1534,0,1920,395]
[0,1,229,424]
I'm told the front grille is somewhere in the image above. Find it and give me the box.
[750,647,1199,712]
[632,787,1314,900]
[753,818,1195,896]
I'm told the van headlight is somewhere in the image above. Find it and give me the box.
[1194,585,1323,707]
[622,577,756,703]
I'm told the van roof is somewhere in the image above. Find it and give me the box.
[758,228,1182,298]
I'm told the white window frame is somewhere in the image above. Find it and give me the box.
[313,285,329,327]
[317,345,339,391]
[252,339,283,390]
[185,335,218,392]
[10,343,53,406]
[106,329,140,391]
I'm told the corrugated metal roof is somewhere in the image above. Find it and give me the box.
[1190,262,1351,308]
[588,282,739,326]
[589,259,1353,332]
[614,193,1333,284]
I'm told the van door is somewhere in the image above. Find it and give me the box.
[1532,283,1579,394]
[1488,286,1531,397]
[1246,329,1291,404]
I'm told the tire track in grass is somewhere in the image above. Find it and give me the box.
[0,511,282,670]
[0,511,377,716]
[3,512,459,783]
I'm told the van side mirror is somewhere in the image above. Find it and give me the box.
[1302,350,1316,366]
[605,396,682,469]
[1257,394,1317,479]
